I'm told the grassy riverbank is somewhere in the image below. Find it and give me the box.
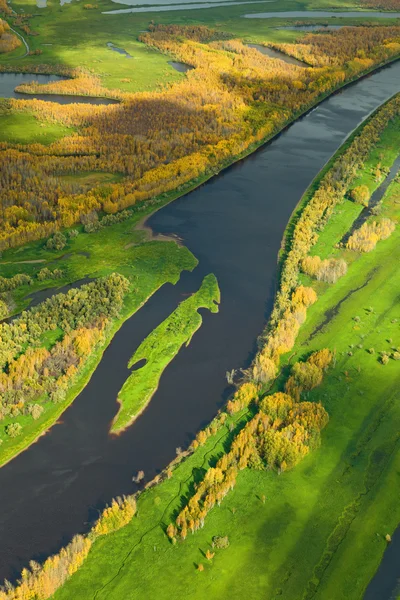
[46,96,400,600]
[111,273,220,434]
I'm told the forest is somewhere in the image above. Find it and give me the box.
[1,2,400,598]
[0,274,129,443]
[0,24,400,251]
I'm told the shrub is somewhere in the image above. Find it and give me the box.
[302,255,347,284]
[212,536,229,549]
[347,218,395,252]
[46,232,67,251]
[349,185,371,206]
[5,422,22,437]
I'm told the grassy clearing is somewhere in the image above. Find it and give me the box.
[111,273,220,433]
[0,107,72,143]
[51,104,400,600]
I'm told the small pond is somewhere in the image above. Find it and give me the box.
[168,60,194,73]
[103,0,270,14]
[243,10,400,19]
[107,42,132,58]
[247,43,308,67]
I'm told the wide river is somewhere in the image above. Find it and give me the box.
[1,60,400,596]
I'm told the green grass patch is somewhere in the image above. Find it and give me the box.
[0,105,72,144]
[111,273,220,433]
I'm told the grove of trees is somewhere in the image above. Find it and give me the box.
[0,273,129,437]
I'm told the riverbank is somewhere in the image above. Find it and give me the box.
[4,68,399,600]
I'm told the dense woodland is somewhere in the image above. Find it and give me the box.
[273,26,400,67]
[0,273,129,440]
[0,25,400,249]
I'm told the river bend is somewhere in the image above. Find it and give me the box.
[0,60,400,594]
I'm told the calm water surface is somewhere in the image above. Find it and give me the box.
[243,10,400,19]
[1,59,400,597]
[0,73,117,104]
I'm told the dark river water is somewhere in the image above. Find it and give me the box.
[0,73,117,104]
[1,60,400,597]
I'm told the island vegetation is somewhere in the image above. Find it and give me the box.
[111,273,220,434]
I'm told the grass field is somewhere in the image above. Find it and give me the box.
[111,273,220,433]
[48,99,400,600]
[0,101,73,143]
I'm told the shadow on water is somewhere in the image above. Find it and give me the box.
[1,60,400,592]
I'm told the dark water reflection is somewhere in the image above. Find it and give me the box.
[168,60,194,73]
[1,61,400,592]
[0,73,117,104]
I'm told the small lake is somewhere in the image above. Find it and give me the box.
[247,43,308,67]
[0,73,118,105]
[168,60,194,73]
[107,42,132,58]
[243,10,400,19]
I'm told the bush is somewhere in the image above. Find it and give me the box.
[349,185,371,206]
[212,536,229,549]
[347,218,395,252]
[5,422,22,437]
[301,255,347,284]
[46,232,67,251]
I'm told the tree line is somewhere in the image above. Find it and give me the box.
[168,349,332,541]
[0,273,129,441]
[0,25,400,250]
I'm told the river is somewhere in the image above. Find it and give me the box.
[1,59,400,598]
